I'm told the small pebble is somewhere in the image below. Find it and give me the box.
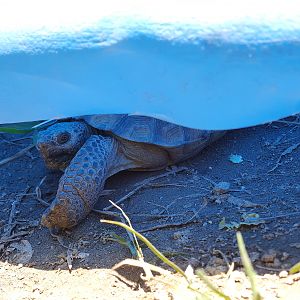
[283,277,294,285]
[213,182,230,194]
[279,270,288,278]
[261,250,277,263]
[281,252,290,261]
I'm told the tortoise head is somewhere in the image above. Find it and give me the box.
[36,121,91,170]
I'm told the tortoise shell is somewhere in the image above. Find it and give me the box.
[78,114,223,148]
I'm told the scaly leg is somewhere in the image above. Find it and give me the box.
[41,135,120,230]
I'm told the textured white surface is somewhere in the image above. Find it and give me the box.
[1,0,300,54]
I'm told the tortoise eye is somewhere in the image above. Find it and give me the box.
[57,132,71,145]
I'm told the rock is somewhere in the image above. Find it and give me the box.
[187,257,200,269]
[272,258,281,268]
[279,270,288,278]
[283,277,294,285]
[289,243,300,249]
[205,256,227,275]
[261,250,277,263]
[263,233,275,240]
[249,252,260,262]
[280,252,290,261]
[213,182,230,194]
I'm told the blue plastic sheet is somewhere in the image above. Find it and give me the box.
[0,1,300,129]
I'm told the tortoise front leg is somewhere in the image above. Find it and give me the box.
[41,135,119,230]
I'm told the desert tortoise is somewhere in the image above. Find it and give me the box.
[36,114,225,230]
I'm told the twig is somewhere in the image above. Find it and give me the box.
[229,189,252,195]
[35,176,50,207]
[0,145,35,167]
[254,264,284,272]
[157,199,178,216]
[200,176,216,186]
[92,209,121,217]
[0,137,22,146]
[147,183,187,188]
[2,187,30,239]
[92,209,184,219]
[268,142,300,173]
[103,166,188,211]
[273,120,300,126]
[0,231,31,244]
[139,220,199,233]
[213,249,231,270]
[139,209,201,233]
[11,137,32,142]
[49,233,77,251]
[260,211,300,222]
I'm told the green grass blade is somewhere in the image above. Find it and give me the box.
[236,232,262,300]
[0,121,42,134]
[101,219,187,279]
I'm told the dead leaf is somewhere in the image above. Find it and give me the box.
[229,154,243,164]
[219,214,264,230]
[227,195,260,208]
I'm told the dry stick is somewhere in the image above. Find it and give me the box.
[35,176,50,207]
[157,199,178,216]
[0,231,31,244]
[0,144,35,167]
[147,183,187,188]
[254,264,284,272]
[260,211,300,222]
[139,209,201,233]
[92,209,184,219]
[158,193,206,216]
[213,249,231,270]
[139,219,199,233]
[103,166,188,211]
[273,120,300,126]
[2,187,30,239]
[268,142,300,173]
[11,137,32,142]
[0,137,22,146]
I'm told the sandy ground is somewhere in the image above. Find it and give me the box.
[0,119,299,299]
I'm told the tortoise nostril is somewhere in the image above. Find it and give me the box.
[36,143,49,154]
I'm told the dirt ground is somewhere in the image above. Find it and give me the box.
[0,118,299,299]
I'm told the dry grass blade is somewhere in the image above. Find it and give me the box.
[112,258,171,276]
[0,144,34,167]
[100,219,188,280]
[289,261,300,275]
[108,200,143,259]
[237,232,262,300]
[108,200,153,279]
